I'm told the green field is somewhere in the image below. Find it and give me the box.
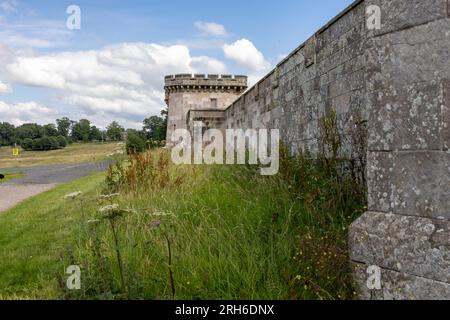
[0,143,121,169]
[0,149,365,300]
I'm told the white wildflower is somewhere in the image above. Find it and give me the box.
[98,193,120,199]
[99,204,120,213]
[64,191,82,200]
[150,211,174,217]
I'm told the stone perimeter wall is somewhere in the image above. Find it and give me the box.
[225,1,367,156]
[222,0,450,299]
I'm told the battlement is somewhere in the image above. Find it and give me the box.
[164,74,248,92]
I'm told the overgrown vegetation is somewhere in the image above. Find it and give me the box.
[60,111,366,300]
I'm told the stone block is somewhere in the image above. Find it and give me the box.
[348,88,366,116]
[352,262,450,300]
[367,20,450,151]
[367,151,394,212]
[366,0,448,37]
[333,94,351,115]
[390,82,442,150]
[370,19,450,86]
[367,88,394,151]
[350,211,450,284]
[393,151,449,218]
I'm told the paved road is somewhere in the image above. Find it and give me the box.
[0,161,113,212]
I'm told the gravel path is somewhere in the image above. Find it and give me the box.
[0,184,58,212]
[0,161,113,213]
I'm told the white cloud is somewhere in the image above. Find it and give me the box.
[194,22,228,37]
[0,18,72,49]
[0,81,11,95]
[223,38,271,73]
[278,53,288,61]
[190,56,227,73]
[0,0,18,13]
[1,42,227,128]
[0,101,54,126]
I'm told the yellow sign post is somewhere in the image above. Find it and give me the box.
[12,148,19,157]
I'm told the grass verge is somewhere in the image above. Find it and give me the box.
[0,172,105,299]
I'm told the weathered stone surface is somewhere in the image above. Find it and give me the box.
[352,262,450,300]
[367,18,450,87]
[367,19,450,151]
[392,83,441,151]
[442,80,450,150]
[393,151,450,218]
[366,0,448,36]
[367,85,394,151]
[350,211,450,283]
[367,152,394,212]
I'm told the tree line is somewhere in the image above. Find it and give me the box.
[0,109,167,153]
[125,109,168,154]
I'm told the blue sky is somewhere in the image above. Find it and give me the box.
[0,0,354,128]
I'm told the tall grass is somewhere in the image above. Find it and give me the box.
[60,111,367,300]
[64,140,366,300]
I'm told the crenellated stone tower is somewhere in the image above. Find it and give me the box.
[164,74,247,145]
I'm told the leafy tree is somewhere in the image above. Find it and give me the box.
[32,138,43,150]
[48,137,60,149]
[106,121,125,141]
[57,136,67,148]
[43,124,59,137]
[15,123,43,141]
[126,132,147,154]
[143,115,166,141]
[56,117,73,137]
[89,126,102,141]
[21,138,34,151]
[0,122,15,146]
[71,119,91,142]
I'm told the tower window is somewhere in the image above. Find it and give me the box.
[211,98,217,109]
